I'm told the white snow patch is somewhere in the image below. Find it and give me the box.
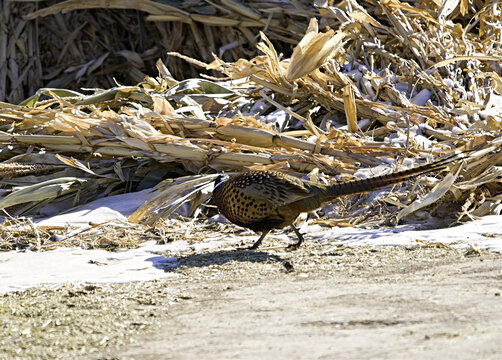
[0,235,246,295]
[36,188,157,228]
[1,185,501,294]
[310,215,502,252]
[0,242,178,294]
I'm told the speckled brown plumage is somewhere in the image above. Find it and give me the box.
[212,153,464,250]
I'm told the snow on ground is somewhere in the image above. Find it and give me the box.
[1,190,501,294]
[308,216,502,251]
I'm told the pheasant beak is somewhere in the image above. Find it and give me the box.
[213,174,229,190]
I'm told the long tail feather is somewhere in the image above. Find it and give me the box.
[327,152,467,198]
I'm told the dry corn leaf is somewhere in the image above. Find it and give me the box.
[0,177,90,209]
[396,162,464,222]
[128,174,221,224]
[286,18,346,81]
[343,84,358,133]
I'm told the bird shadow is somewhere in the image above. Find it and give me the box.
[146,249,293,273]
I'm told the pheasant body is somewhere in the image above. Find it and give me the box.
[213,171,325,232]
[212,154,462,249]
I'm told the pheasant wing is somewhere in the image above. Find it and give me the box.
[234,171,312,207]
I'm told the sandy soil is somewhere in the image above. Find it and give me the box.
[2,240,502,359]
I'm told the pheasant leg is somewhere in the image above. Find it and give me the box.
[287,225,304,250]
[249,230,270,250]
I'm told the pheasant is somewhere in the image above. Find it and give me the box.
[212,153,463,249]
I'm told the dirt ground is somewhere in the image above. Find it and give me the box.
[2,239,502,360]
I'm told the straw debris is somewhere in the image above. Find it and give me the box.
[1,1,502,249]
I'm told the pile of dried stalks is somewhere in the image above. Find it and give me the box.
[1,1,502,250]
[1,0,312,103]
